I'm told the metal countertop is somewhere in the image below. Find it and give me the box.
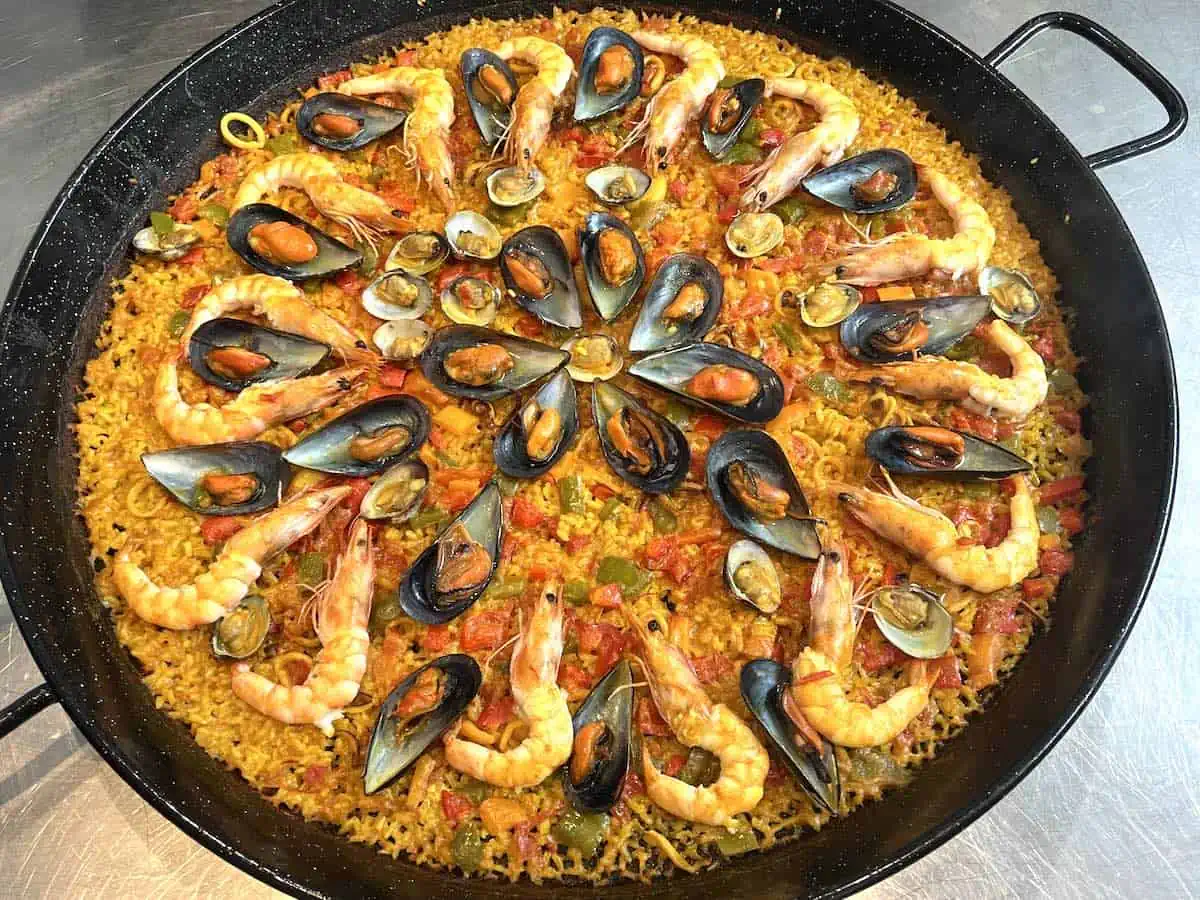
[1,0,1197,896]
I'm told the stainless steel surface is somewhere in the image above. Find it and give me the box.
[0,0,1197,896]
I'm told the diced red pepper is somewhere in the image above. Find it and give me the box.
[949,406,999,441]
[929,654,962,689]
[564,533,591,555]
[1021,577,1054,600]
[477,694,515,731]
[286,417,309,433]
[1039,548,1074,576]
[441,790,474,827]
[589,482,616,500]
[333,269,367,294]
[558,663,595,694]
[181,283,209,309]
[802,229,829,255]
[668,179,688,201]
[1055,410,1082,432]
[974,595,1021,635]
[1031,333,1056,363]
[511,497,545,529]
[378,363,408,388]
[664,754,686,777]
[643,536,692,586]
[589,583,623,609]
[344,477,372,516]
[760,128,786,149]
[980,512,1010,549]
[717,199,740,225]
[575,152,610,168]
[513,313,545,338]
[689,653,732,684]
[316,69,352,90]
[577,620,626,673]
[620,769,645,799]
[722,290,772,323]
[460,610,511,651]
[199,516,245,545]
[176,247,205,266]
[169,194,198,223]
[394,49,418,66]
[636,697,671,736]
[1057,506,1085,535]
[1039,476,1085,506]
[420,624,453,652]
[857,622,909,672]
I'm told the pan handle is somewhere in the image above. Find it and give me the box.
[0,683,58,739]
[984,11,1187,169]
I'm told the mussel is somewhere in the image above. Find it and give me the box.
[385,231,450,275]
[142,441,287,516]
[361,270,433,320]
[227,203,361,280]
[421,325,569,401]
[486,166,546,207]
[493,370,579,478]
[574,28,645,121]
[628,254,723,353]
[564,660,633,813]
[592,381,689,494]
[444,211,503,262]
[296,91,408,151]
[979,265,1042,325]
[839,294,991,363]
[212,595,271,660]
[363,654,482,793]
[398,482,504,624]
[441,276,500,326]
[869,583,953,659]
[585,165,652,206]
[725,211,784,258]
[786,282,862,328]
[629,343,784,424]
[282,396,430,475]
[579,212,645,321]
[187,318,330,391]
[702,78,765,159]
[706,429,821,559]
[866,425,1032,480]
[461,49,518,148]
[133,218,201,261]
[360,459,430,523]
[801,149,917,214]
[724,539,781,614]
[500,226,583,329]
[563,334,623,383]
[374,319,433,364]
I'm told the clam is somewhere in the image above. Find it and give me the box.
[493,371,579,478]
[702,78,765,159]
[385,231,450,275]
[592,381,690,494]
[574,28,644,121]
[486,165,546,207]
[227,203,361,280]
[360,459,430,523]
[142,441,287,516]
[979,265,1041,325]
[585,165,652,206]
[361,270,433,320]
[133,219,201,261]
[187,318,330,391]
[441,276,500,326]
[460,49,518,148]
[363,654,482,793]
[421,325,569,400]
[706,429,821,559]
[282,396,430,475]
[801,149,917,214]
[869,583,953,659]
[296,91,408,151]
[211,595,271,660]
[500,226,583,329]
[628,254,723,353]
[373,319,432,364]
[444,211,502,262]
[866,425,1031,480]
[724,539,781,614]
[725,212,784,258]
[629,343,784,424]
[579,212,645,321]
[564,660,633,813]
[784,282,862,328]
[563,334,623,382]
[398,482,504,624]
[839,294,991,363]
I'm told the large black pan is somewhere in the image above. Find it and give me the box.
[0,1,1184,897]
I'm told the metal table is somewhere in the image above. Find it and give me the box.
[1,0,1197,896]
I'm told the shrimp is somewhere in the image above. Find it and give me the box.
[624,32,724,170]
[839,319,1048,421]
[339,67,457,211]
[789,546,937,748]
[113,485,350,630]
[832,473,1039,593]
[153,354,363,445]
[623,606,768,827]
[493,37,574,172]
[231,518,373,735]
[832,169,996,284]
[443,580,573,787]
[739,78,859,210]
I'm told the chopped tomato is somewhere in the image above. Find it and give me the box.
[180,283,209,309]
[636,697,671,736]
[575,151,610,168]
[882,562,899,586]
[664,754,686,777]
[1031,333,1056,363]
[756,255,804,273]
[643,536,691,585]
[760,128,786,149]
[316,69,352,90]
[400,369,450,408]
[564,533,591,555]
[169,194,198,223]
[857,621,909,671]
[974,594,1021,635]
[589,482,616,500]
[1055,410,1082,432]
[510,497,545,529]
[690,653,732,684]
[693,414,727,441]
[651,220,684,247]
[1021,577,1054,600]
[513,313,545,338]
[441,790,474,827]
[676,527,723,545]
[420,624,453,652]
[980,512,1010,549]
[929,654,962,689]
[1057,506,1085,535]
[477,694,515,731]
[802,228,829,255]
[589,583,623,609]
[1039,548,1074,576]
[621,770,645,799]
[333,269,367,294]
[717,198,740,225]
[286,417,309,433]
[344,477,372,516]
[528,563,552,581]
[948,406,999,441]
[576,621,626,672]
[723,290,772,323]
[199,516,245,545]
[558,663,595,694]
[668,179,688,201]
[176,246,205,266]
[394,49,418,66]
[460,610,511,651]
[378,363,408,388]
[1039,476,1085,506]
[302,764,330,790]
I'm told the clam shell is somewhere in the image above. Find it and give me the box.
[979,265,1042,325]
[211,595,271,660]
[871,584,954,659]
[724,539,781,614]
[360,460,430,522]
[361,270,433,320]
[585,165,651,206]
[385,231,450,275]
[373,319,432,363]
[444,211,502,262]
[440,276,500,326]
[563,333,623,383]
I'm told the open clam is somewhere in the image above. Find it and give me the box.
[592,381,690,494]
[133,218,201,261]
[421,325,569,401]
[444,211,503,262]
[461,49,518,148]
[629,343,784,424]
[786,282,862,328]
[866,425,1032,480]
[142,441,287,516]
[562,334,623,383]
[361,270,433,320]
[486,166,546,207]
[725,211,784,259]
[385,231,450,275]
[360,460,430,523]
[579,212,645,321]
[979,265,1041,325]
[441,276,500,326]
[297,92,408,151]
[564,660,633,813]
[628,254,723,353]
[702,78,765,159]
[839,294,991,363]
[869,583,953,659]
[282,396,430,476]
[187,318,330,391]
[724,539,781,614]
[585,165,651,206]
[802,149,917,214]
[574,28,644,121]
[374,320,432,364]
[493,370,579,478]
[212,595,271,660]
[228,203,361,280]
[500,226,583,329]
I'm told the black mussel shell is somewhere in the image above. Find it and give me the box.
[499,226,582,330]
[399,482,504,624]
[706,429,821,559]
[579,212,645,322]
[702,78,765,159]
[461,49,518,148]
[227,203,361,280]
[574,28,645,122]
[865,426,1032,481]
[740,659,839,814]
[187,317,330,392]
[629,343,784,424]
[282,396,430,476]
[296,92,408,151]
[142,441,287,516]
[564,660,633,813]
[592,381,689,494]
[494,371,579,478]
[628,253,723,353]
[363,654,482,794]
[421,325,570,401]
[839,294,991,363]
[802,149,917,214]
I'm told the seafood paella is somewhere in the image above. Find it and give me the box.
[75,7,1090,883]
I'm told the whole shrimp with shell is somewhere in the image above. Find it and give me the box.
[492,37,574,172]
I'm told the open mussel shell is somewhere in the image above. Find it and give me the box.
[296,91,408,151]
[628,254,723,353]
[187,317,330,391]
[461,49,518,147]
[702,78,765,159]
[574,27,645,122]
[486,166,546,208]
[585,165,651,206]
[839,294,991,363]
[563,334,623,383]
[629,343,784,424]
[979,265,1042,325]
[706,429,821,559]
[802,149,917,214]
[444,211,502,262]
[227,203,361,280]
[500,226,583,329]
[871,584,953,659]
[724,539,781,614]
[866,425,1031,480]
[592,381,689,495]
[740,659,839,814]
[363,654,482,793]
[398,482,504,624]
[142,441,287,516]
[385,231,450,275]
[282,396,430,475]
[421,325,569,401]
[579,212,645,321]
[360,459,430,522]
[212,595,271,660]
[494,371,579,478]
[362,270,433,320]
[374,319,432,364]
[564,660,633,813]
[441,276,500,326]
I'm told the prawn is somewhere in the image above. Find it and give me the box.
[493,37,574,172]
[231,518,374,735]
[623,606,768,827]
[740,78,859,210]
[443,580,573,787]
[113,485,350,630]
[339,67,457,211]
